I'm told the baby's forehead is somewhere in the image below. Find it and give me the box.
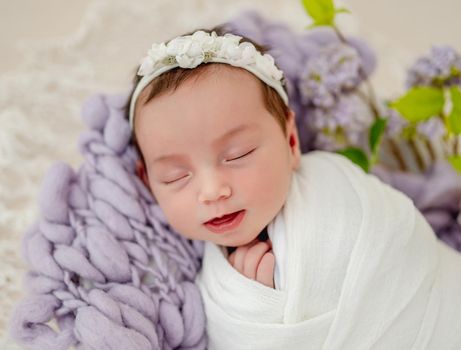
[180,66,266,109]
[200,63,261,82]
[140,63,259,97]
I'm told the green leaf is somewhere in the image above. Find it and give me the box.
[335,147,370,173]
[447,155,461,173]
[369,117,388,155]
[301,0,336,26]
[449,86,461,134]
[390,87,444,122]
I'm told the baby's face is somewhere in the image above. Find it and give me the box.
[135,65,300,247]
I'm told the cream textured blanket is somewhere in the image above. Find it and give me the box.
[196,151,461,349]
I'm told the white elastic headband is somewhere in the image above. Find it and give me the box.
[129,30,289,129]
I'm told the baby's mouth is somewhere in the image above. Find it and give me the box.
[204,210,246,234]
[206,211,241,224]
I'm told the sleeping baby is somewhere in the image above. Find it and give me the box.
[128,27,461,349]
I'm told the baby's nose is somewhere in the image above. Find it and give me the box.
[198,172,232,204]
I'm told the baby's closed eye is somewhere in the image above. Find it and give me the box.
[224,148,256,162]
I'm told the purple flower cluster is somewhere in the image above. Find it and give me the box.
[297,42,374,150]
[406,46,461,88]
[310,94,372,150]
[299,44,362,108]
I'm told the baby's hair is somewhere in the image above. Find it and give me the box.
[124,25,290,166]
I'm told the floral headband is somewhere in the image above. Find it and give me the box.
[128,30,289,129]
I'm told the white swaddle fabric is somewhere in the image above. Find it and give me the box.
[267,213,287,290]
[195,150,461,350]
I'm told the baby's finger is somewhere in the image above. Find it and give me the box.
[232,240,259,273]
[228,251,236,265]
[256,251,275,288]
[242,241,272,280]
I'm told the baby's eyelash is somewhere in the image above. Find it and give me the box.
[226,149,256,162]
[163,173,190,185]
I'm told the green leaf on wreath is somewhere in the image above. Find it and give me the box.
[448,86,461,134]
[390,86,444,122]
[369,117,387,156]
[447,155,461,173]
[301,0,336,26]
[335,147,369,173]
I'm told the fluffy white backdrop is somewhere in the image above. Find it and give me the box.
[0,0,440,347]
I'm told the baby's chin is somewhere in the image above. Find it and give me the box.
[214,231,264,248]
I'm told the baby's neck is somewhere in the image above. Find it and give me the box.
[225,226,270,256]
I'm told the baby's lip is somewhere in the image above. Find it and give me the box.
[204,210,243,224]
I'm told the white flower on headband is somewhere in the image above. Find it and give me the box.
[137,30,284,81]
[138,43,167,76]
[257,54,283,80]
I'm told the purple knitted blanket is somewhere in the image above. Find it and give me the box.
[9,92,207,350]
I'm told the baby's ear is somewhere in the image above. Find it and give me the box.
[135,160,151,189]
[286,109,301,170]
[135,160,159,203]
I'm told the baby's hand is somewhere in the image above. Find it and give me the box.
[227,240,275,288]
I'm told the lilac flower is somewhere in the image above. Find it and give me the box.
[299,43,363,108]
[416,117,446,140]
[310,94,373,150]
[299,28,377,79]
[406,46,461,88]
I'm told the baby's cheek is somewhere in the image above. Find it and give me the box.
[248,164,288,202]
[153,192,189,234]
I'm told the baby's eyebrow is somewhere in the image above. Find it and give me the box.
[152,123,258,165]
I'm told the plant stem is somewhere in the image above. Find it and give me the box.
[333,25,347,43]
[425,138,436,162]
[388,138,408,171]
[409,138,425,172]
